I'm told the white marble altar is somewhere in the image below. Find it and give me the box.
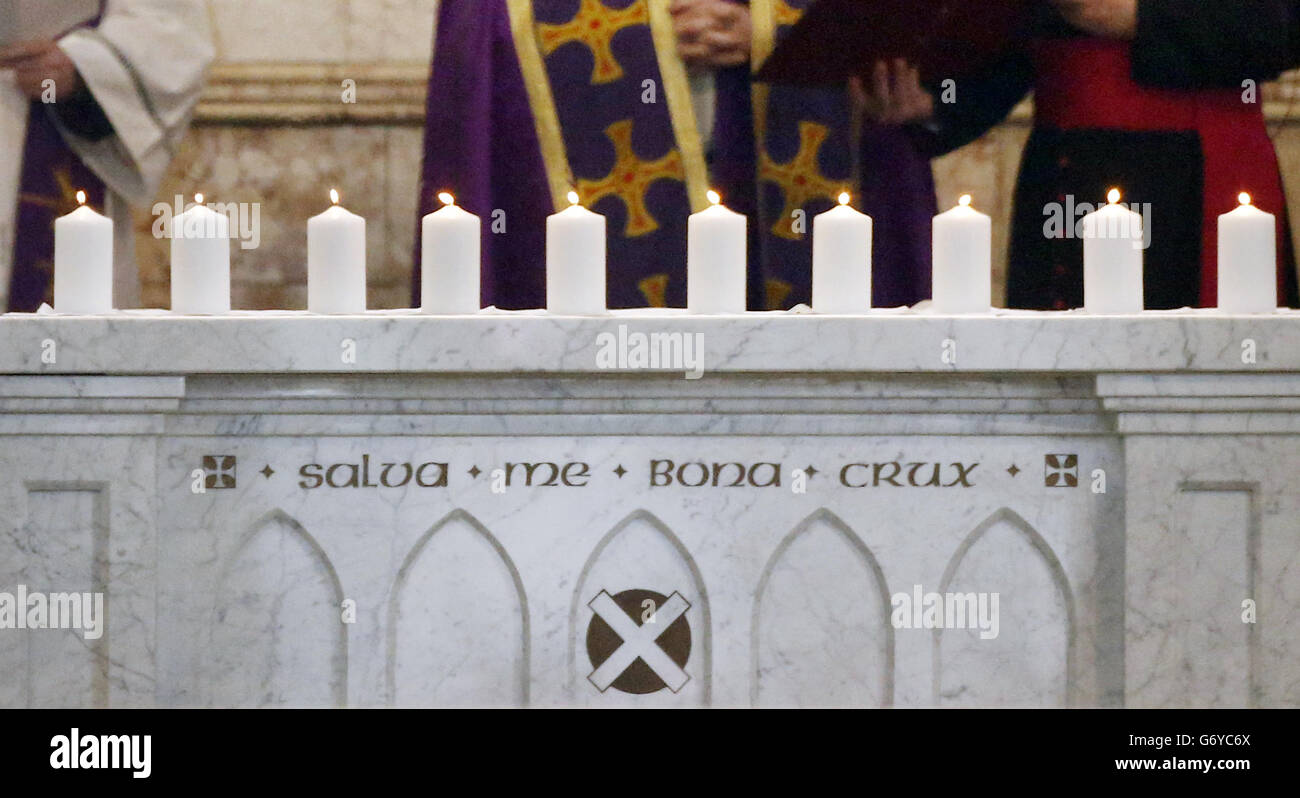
[1,309,1298,708]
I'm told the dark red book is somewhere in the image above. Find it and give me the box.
[756,0,1032,85]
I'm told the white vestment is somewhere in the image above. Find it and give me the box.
[0,0,213,310]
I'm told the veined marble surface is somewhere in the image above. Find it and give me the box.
[0,314,1297,708]
[0,308,1298,374]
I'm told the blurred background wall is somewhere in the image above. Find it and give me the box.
[137,0,1300,310]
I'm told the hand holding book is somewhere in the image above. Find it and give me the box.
[1049,0,1137,40]
[756,0,1031,85]
[849,60,936,125]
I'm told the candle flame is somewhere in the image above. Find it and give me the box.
[1239,192,1252,207]
[567,190,580,206]
[330,188,340,205]
[838,192,851,206]
[707,190,721,206]
[439,192,455,207]
[76,190,86,206]
[194,193,204,205]
[1107,188,1121,205]
[958,194,972,207]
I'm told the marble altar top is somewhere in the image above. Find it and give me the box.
[1,307,1298,374]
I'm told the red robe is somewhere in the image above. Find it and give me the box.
[914,0,1299,309]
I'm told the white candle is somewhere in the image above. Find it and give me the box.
[171,193,231,315]
[931,194,992,314]
[1217,192,1277,314]
[547,191,606,315]
[421,192,481,314]
[54,190,113,314]
[688,190,747,314]
[308,189,367,314]
[1082,189,1145,315]
[812,192,872,314]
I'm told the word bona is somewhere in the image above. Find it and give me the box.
[299,455,448,489]
[650,460,782,488]
[840,461,978,488]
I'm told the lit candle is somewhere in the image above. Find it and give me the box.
[812,192,872,314]
[54,190,114,314]
[1082,189,1144,315]
[1217,193,1277,314]
[688,190,747,314]
[171,193,231,315]
[308,189,367,314]
[421,192,481,314]
[547,191,606,315]
[931,194,991,314]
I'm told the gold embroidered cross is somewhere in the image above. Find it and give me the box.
[638,273,669,307]
[576,119,683,237]
[18,165,85,215]
[775,0,805,27]
[765,277,794,310]
[758,121,842,240]
[537,0,649,85]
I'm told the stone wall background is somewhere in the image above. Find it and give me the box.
[133,0,1300,310]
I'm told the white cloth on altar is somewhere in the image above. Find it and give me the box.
[0,0,213,310]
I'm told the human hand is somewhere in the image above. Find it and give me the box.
[0,40,82,100]
[851,60,935,125]
[1050,0,1138,39]
[671,0,752,68]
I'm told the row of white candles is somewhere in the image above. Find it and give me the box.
[52,187,1280,315]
